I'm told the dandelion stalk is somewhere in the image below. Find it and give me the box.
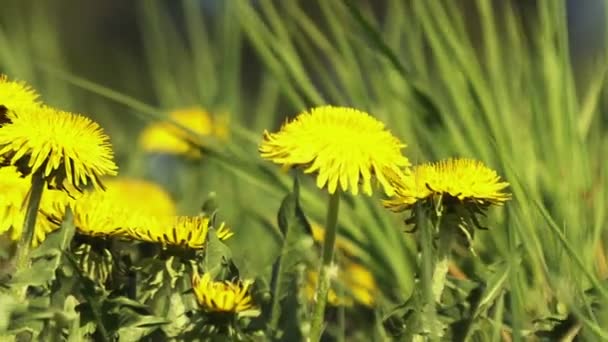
[417,203,440,340]
[430,197,450,304]
[309,191,340,341]
[432,223,453,302]
[15,169,45,270]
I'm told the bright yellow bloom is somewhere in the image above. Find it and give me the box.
[46,178,176,239]
[0,75,41,123]
[126,216,233,249]
[259,106,410,196]
[384,158,511,212]
[192,273,258,315]
[0,167,71,246]
[342,263,377,307]
[103,178,176,217]
[138,107,215,158]
[0,106,118,192]
[68,189,133,238]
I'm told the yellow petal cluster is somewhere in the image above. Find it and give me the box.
[126,216,233,249]
[103,178,176,218]
[0,75,40,123]
[0,106,118,192]
[46,178,177,239]
[384,158,511,212]
[0,167,71,246]
[259,106,410,196]
[68,189,133,238]
[192,273,257,314]
[139,107,218,159]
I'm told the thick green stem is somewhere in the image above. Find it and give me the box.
[268,243,287,335]
[418,204,438,340]
[309,191,340,342]
[432,229,453,302]
[15,170,45,271]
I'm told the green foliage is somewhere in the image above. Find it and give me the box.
[268,176,312,340]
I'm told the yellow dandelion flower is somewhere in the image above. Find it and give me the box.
[68,190,132,238]
[259,106,410,196]
[46,179,175,239]
[0,75,41,124]
[103,178,176,217]
[126,216,233,249]
[0,106,118,192]
[342,263,378,307]
[384,158,511,212]
[0,167,71,246]
[192,273,258,315]
[138,107,214,158]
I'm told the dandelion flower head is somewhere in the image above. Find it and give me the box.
[0,75,41,124]
[139,107,214,158]
[67,189,134,239]
[103,178,176,217]
[0,106,118,192]
[384,158,511,212]
[126,215,233,250]
[192,272,258,315]
[0,167,71,246]
[259,106,410,196]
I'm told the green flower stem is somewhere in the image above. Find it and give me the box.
[309,191,340,342]
[418,204,438,340]
[432,227,453,302]
[268,238,288,335]
[15,170,45,271]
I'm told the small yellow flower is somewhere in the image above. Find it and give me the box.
[192,273,258,315]
[0,106,118,192]
[138,107,215,158]
[384,158,511,212]
[0,75,41,124]
[259,106,410,196]
[126,216,233,249]
[0,167,71,246]
[68,190,133,238]
[45,179,176,240]
[103,178,176,217]
[342,263,377,307]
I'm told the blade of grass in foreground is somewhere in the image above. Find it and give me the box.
[535,200,608,302]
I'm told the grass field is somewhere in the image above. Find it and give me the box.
[1,1,607,341]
